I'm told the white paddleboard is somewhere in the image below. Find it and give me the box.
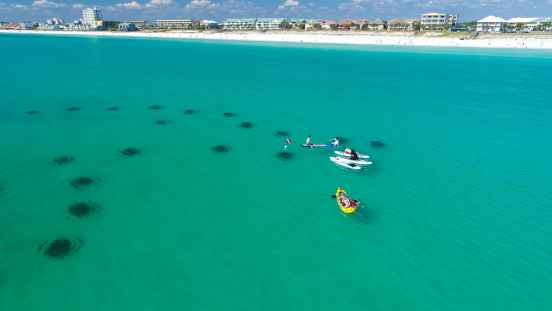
[302,144,329,148]
[336,157,372,165]
[330,156,364,170]
[334,150,370,159]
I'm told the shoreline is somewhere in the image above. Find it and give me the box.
[2,29,552,49]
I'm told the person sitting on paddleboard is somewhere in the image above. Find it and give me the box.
[350,149,359,161]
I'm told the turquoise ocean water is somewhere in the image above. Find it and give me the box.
[1,34,552,310]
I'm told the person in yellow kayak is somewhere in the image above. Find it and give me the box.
[332,187,360,213]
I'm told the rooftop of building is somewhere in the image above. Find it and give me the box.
[478,16,507,23]
[506,17,542,23]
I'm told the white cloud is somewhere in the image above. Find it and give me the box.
[32,0,66,8]
[116,1,143,9]
[185,0,218,10]
[72,3,85,9]
[338,0,368,10]
[278,0,300,9]
[144,0,173,8]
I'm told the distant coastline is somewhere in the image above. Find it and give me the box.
[2,29,552,49]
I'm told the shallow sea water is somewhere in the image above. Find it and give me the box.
[1,34,552,310]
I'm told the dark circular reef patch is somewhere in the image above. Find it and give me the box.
[149,105,162,110]
[68,201,100,218]
[276,151,294,161]
[66,106,81,112]
[370,140,385,148]
[275,130,289,137]
[240,121,253,129]
[184,109,197,115]
[212,145,230,153]
[53,155,74,165]
[107,106,119,111]
[39,238,83,259]
[26,110,40,115]
[121,147,141,157]
[70,176,95,190]
[155,119,169,125]
[223,112,236,118]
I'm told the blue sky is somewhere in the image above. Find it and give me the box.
[1,0,551,22]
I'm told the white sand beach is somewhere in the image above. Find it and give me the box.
[3,29,552,49]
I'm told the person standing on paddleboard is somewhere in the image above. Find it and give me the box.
[305,135,312,146]
[330,137,340,148]
[283,137,292,150]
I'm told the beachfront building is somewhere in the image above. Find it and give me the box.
[200,20,219,29]
[82,7,103,30]
[16,22,34,30]
[255,18,284,31]
[37,23,60,30]
[46,17,64,25]
[102,20,121,31]
[65,20,89,31]
[367,19,386,31]
[304,20,321,31]
[505,17,544,32]
[476,16,506,32]
[155,20,192,30]
[420,12,457,31]
[118,23,137,32]
[387,19,417,31]
[287,19,304,30]
[320,20,337,30]
[337,20,353,30]
[1,23,18,30]
[539,18,552,31]
[126,20,147,30]
[222,18,256,31]
[351,20,370,30]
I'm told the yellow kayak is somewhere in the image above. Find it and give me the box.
[336,187,358,214]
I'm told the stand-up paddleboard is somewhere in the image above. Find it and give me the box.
[330,156,372,166]
[330,156,363,170]
[336,187,358,214]
[334,150,370,159]
[302,144,329,148]
[333,157,372,165]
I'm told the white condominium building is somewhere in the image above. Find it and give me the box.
[222,18,284,31]
[82,7,103,29]
[222,19,257,31]
[155,19,193,30]
[420,12,458,31]
[255,18,284,31]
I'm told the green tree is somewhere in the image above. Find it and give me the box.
[541,22,552,32]
[281,20,291,30]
